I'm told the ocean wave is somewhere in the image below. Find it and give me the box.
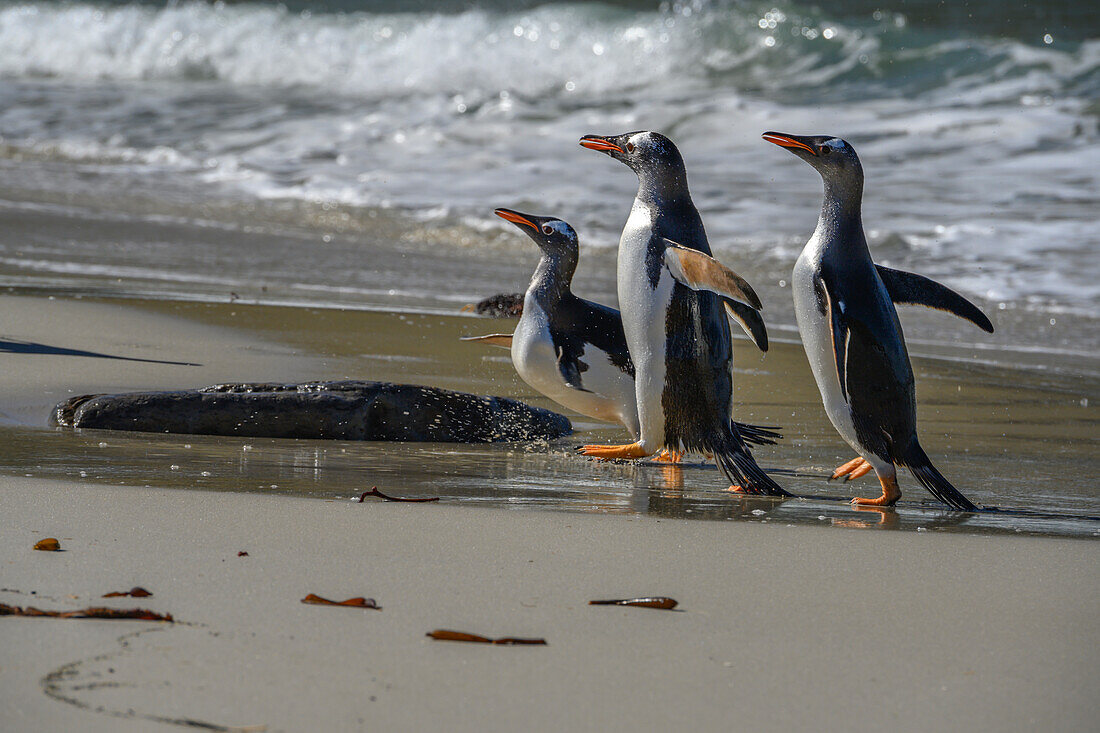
[0,1,1095,104]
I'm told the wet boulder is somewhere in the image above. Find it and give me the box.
[52,380,571,443]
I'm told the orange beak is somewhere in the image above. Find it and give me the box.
[494,208,538,230]
[579,135,624,154]
[761,132,817,156]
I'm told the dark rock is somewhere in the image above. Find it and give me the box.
[51,380,571,443]
[462,293,524,318]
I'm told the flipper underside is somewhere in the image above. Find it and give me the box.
[661,239,763,310]
[661,238,769,351]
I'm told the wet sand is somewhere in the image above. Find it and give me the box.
[1,293,1096,530]
[1,292,1098,731]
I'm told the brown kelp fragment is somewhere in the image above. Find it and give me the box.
[358,486,439,503]
[33,538,61,552]
[427,629,547,645]
[301,594,380,610]
[0,603,172,621]
[102,587,152,598]
[589,597,679,610]
[427,629,492,643]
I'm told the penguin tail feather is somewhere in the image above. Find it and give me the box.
[710,424,790,497]
[732,421,783,447]
[900,441,977,511]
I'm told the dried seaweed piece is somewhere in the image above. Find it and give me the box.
[103,587,152,598]
[0,602,172,621]
[589,597,678,610]
[358,487,440,503]
[301,594,380,610]
[33,538,61,552]
[427,629,547,645]
[427,629,492,643]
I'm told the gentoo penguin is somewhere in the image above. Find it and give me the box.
[762,131,994,510]
[465,208,775,462]
[466,208,642,441]
[578,131,785,495]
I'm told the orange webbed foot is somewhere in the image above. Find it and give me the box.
[848,461,873,480]
[850,496,892,506]
[726,485,747,494]
[654,449,683,464]
[577,442,650,460]
[831,456,872,481]
[851,473,901,507]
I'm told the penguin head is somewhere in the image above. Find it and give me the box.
[761,132,863,185]
[579,131,686,180]
[494,208,579,259]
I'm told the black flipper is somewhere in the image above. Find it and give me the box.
[876,265,994,333]
[555,347,591,393]
[900,439,978,511]
[709,422,790,497]
[550,296,635,379]
[722,298,768,352]
[819,276,850,403]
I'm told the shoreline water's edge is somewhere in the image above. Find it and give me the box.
[0,293,1093,537]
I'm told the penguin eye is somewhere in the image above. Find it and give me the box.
[542,224,553,235]
[626,142,635,153]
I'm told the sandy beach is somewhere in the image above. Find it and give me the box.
[3,476,1097,733]
[0,292,1097,732]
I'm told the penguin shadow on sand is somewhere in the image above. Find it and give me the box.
[0,338,199,367]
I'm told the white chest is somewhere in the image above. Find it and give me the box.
[617,202,673,353]
[614,198,674,445]
[510,296,557,390]
[792,237,858,447]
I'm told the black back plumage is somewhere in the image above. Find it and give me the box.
[547,294,635,385]
[814,261,916,463]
